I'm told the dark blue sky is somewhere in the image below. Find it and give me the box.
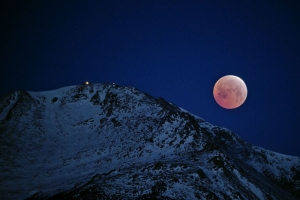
[1,1,300,156]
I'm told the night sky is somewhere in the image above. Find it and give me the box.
[1,1,300,156]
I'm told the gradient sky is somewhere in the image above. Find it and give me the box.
[1,1,300,156]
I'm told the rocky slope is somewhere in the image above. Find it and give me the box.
[0,83,299,199]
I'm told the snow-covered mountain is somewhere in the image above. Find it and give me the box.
[0,83,299,200]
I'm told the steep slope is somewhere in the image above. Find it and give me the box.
[0,83,299,200]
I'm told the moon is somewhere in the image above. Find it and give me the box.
[213,75,247,109]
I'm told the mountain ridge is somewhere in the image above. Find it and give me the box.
[0,83,299,199]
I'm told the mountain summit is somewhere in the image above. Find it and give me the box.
[0,83,299,199]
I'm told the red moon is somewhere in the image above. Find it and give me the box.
[213,75,247,109]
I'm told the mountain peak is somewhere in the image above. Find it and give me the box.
[0,83,299,199]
